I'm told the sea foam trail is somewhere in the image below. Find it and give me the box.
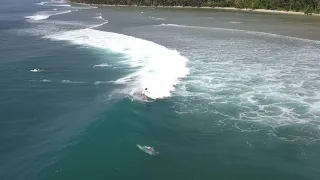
[35,2,48,5]
[45,29,189,99]
[157,24,320,44]
[25,10,72,21]
[93,63,110,68]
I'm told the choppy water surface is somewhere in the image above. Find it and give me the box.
[1,1,320,180]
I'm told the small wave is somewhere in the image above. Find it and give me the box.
[29,79,51,83]
[40,79,51,83]
[35,1,71,7]
[61,80,84,84]
[93,63,111,68]
[88,21,108,29]
[35,2,48,5]
[93,16,104,20]
[25,14,50,21]
[94,81,113,85]
[25,10,72,21]
[45,29,189,99]
[150,16,165,20]
[157,23,320,44]
[229,21,242,24]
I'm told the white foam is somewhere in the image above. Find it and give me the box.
[88,21,108,29]
[150,16,165,20]
[94,81,113,85]
[45,29,189,99]
[35,2,48,5]
[25,10,72,21]
[161,24,320,140]
[157,23,320,44]
[229,21,242,24]
[61,80,84,84]
[93,16,103,20]
[49,4,71,7]
[93,63,111,68]
[25,14,50,21]
[35,1,71,7]
[40,79,51,83]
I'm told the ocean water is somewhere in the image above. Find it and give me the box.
[1,0,320,180]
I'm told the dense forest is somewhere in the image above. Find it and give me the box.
[70,0,320,14]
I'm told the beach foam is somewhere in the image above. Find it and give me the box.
[45,29,189,99]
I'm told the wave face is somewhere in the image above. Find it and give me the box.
[45,28,189,99]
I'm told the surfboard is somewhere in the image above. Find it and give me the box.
[144,91,156,100]
[137,144,159,156]
[129,91,154,103]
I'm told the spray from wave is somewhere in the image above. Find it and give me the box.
[45,28,189,99]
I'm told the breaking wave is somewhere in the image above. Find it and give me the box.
[25,10,72,21]
[45,28,189,99]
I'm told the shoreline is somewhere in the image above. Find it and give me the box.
[72,2,320,16]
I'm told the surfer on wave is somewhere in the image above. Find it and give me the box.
[141,88,149,100]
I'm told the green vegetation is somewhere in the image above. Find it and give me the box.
[70,0,320,14]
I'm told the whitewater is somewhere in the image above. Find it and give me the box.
[45,28,189,99]
[25,10,72,20]
[3,1,320,179]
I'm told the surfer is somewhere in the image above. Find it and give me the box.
[141,88,149,100]
[137,144,159,155]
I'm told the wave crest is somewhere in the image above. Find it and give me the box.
[45,29,189,99]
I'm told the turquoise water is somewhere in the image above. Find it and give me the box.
[1,0,320,180]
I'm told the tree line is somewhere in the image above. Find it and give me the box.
[70,0,320,14]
